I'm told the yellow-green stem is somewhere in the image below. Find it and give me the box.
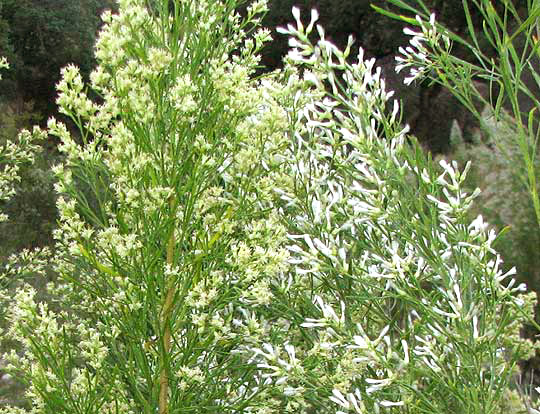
[159,198,176,414]
[527,160,540,231]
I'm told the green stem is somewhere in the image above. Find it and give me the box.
[526,153,540,230]
[159,197,176,414]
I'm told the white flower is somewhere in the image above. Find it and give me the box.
[330,389,366,413]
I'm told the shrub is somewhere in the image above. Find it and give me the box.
[0,1,536,413]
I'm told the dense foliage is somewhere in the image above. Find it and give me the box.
[0,0,116,114]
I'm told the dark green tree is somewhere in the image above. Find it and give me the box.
[0,0,116,116]
[0,0,117,259]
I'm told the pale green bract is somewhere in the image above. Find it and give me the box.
[0,1,537,413]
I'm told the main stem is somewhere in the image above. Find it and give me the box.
[159,197,177,414]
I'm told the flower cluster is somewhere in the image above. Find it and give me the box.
[395,13,451,85]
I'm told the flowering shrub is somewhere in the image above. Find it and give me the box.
[0,107,59,260]
[377,0,540,406]
[377,0,540,229]
[0,58,45,225]
[442,112,540,296]
[0,1,537,413]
